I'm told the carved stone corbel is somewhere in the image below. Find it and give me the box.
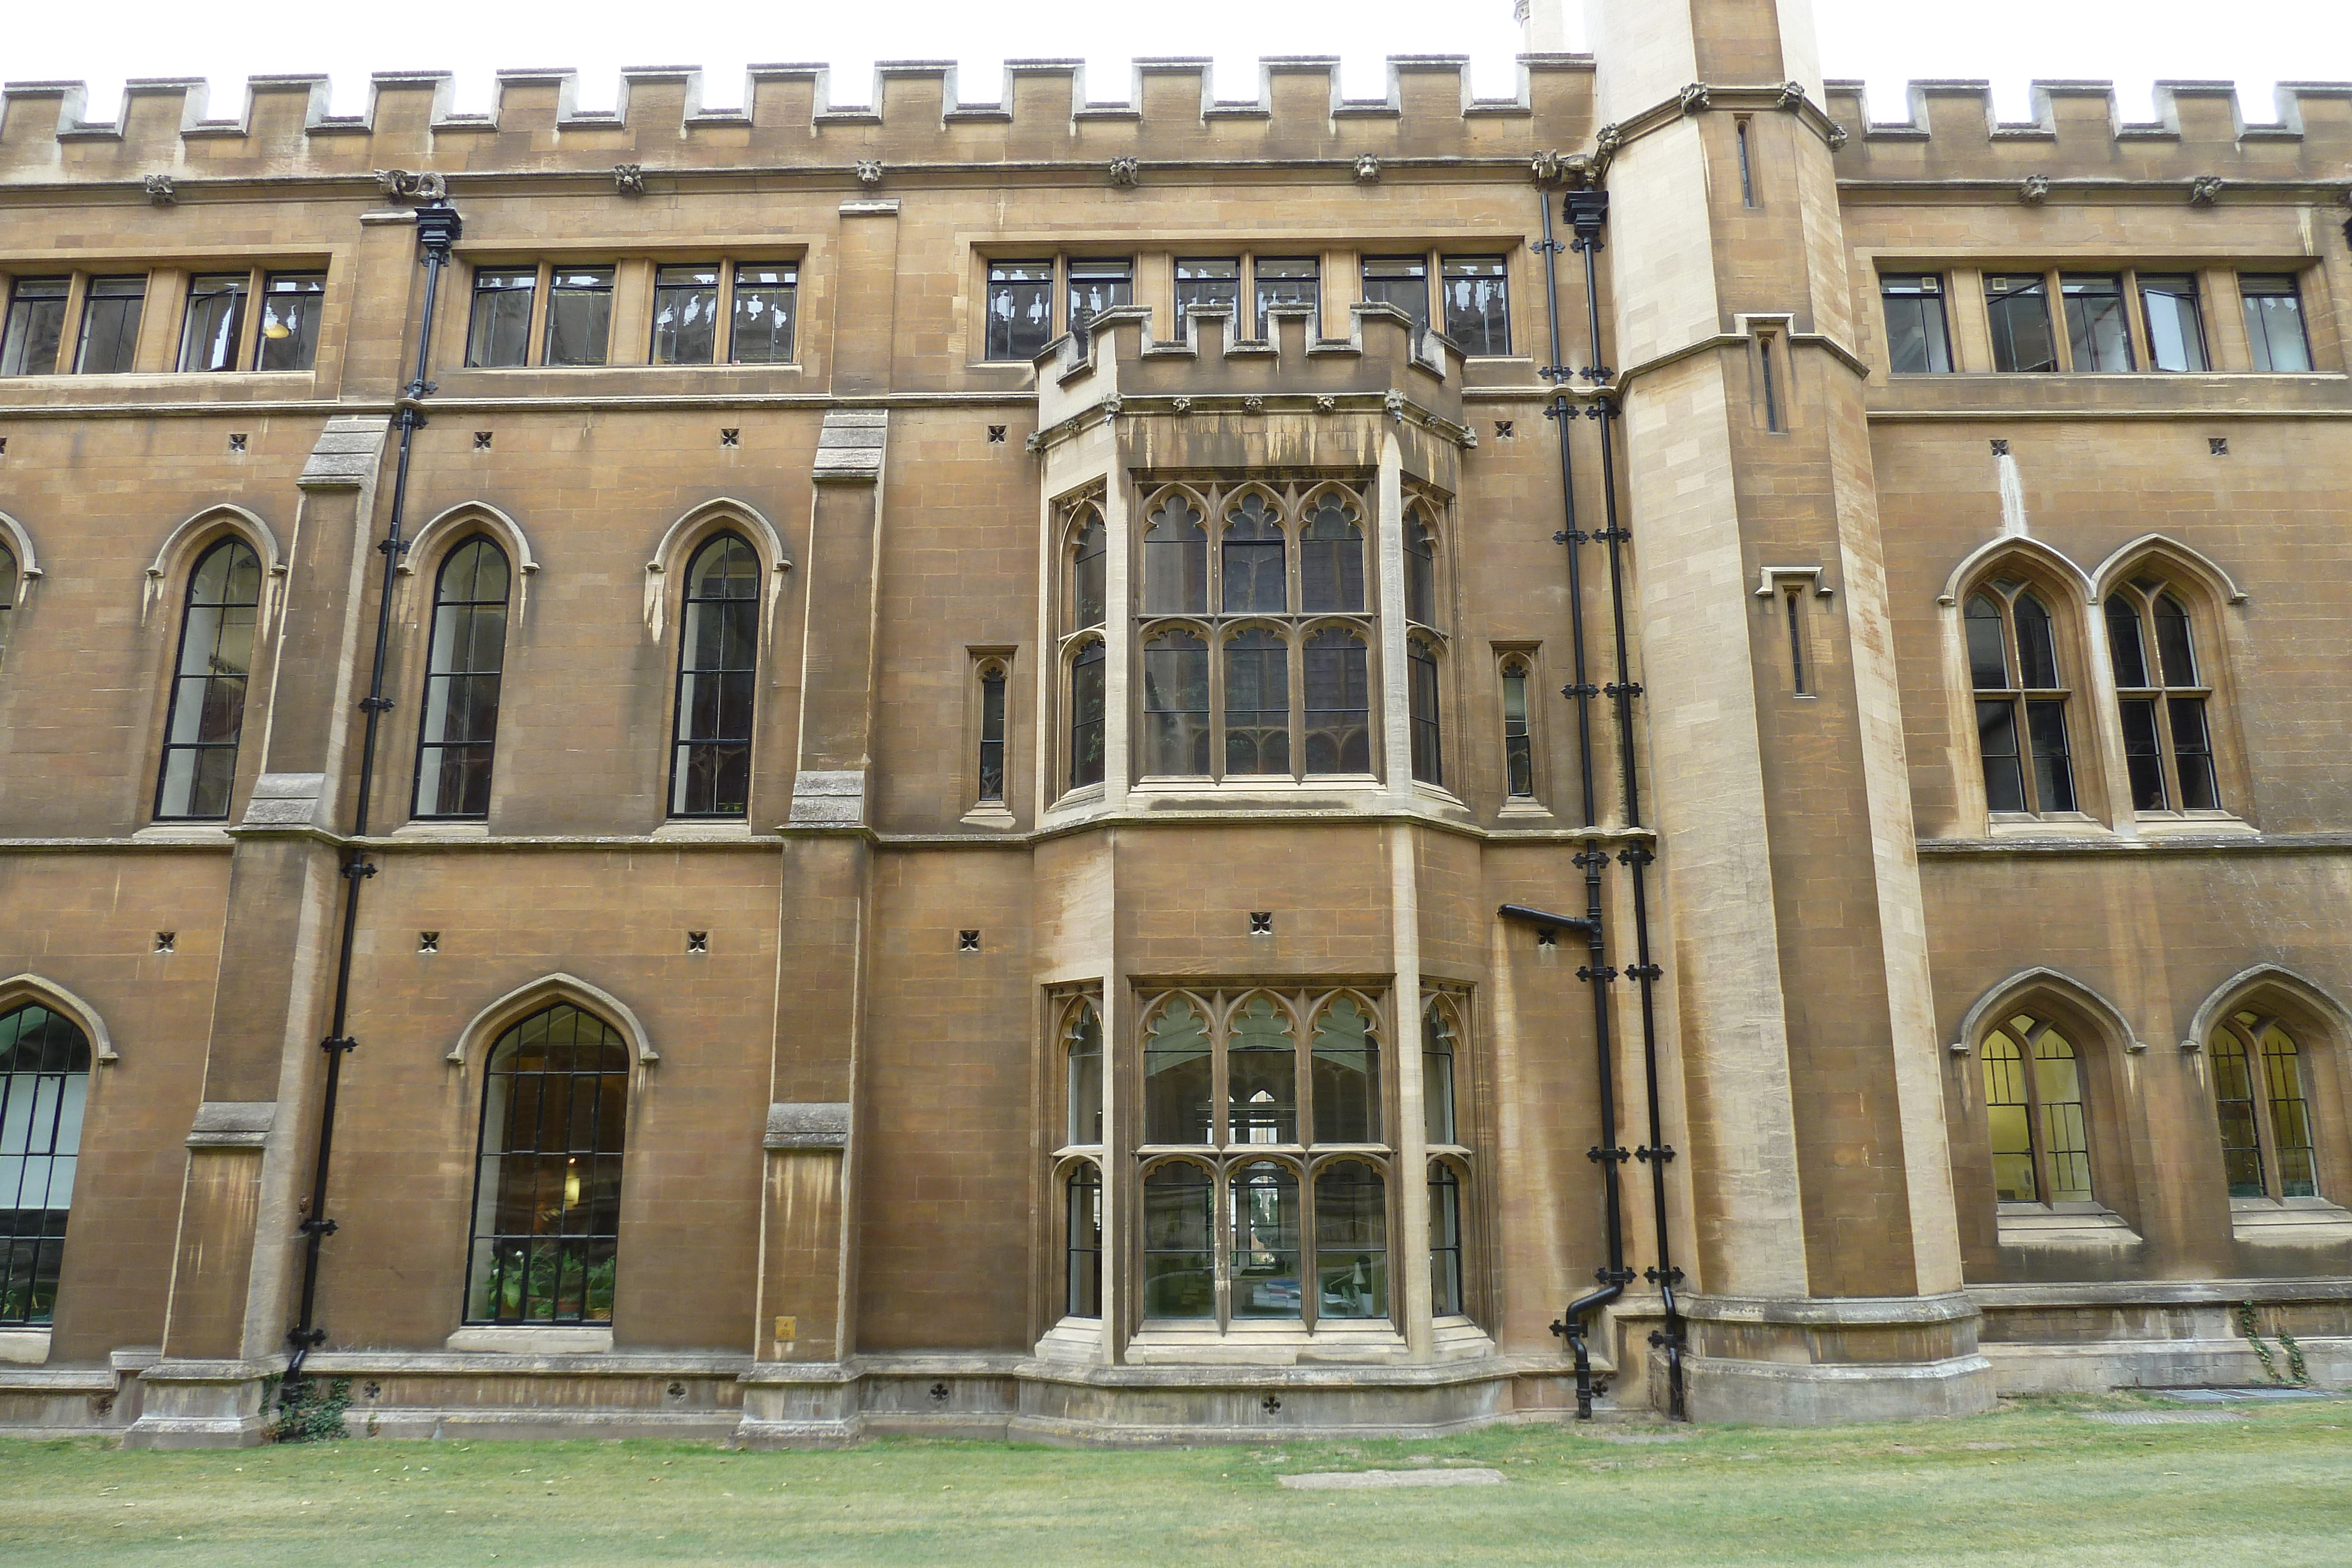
[2189,176,2225,206]
[1677,82,1710,115]
[613,163,646,196]
[1108,156,1138,188]
[856,160,883,189]
[1775,80,1808,111]
[143,174,176,206]
[1354,154,1381,183]
[2019,174,2052,205]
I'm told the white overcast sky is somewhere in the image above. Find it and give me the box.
[0,0,2342,126]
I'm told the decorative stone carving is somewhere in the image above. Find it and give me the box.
[1593,122,1623,157]
[1531,149,1599,189]
[1171,396,1192,414]
[1678,82,1710,115]
[143,174,175,206]
[371,169,446,202]
[1108,156,1138,187]
[1776,80,1808,111]
[1100,395,1122,420]
[613,163,646,196]
[1825,122,1849,152]
[1241,396,1264,414]
[2019,174,2052,205]
[2189,176,2225,206]
[1353,154,1381,183]
[1023,431,1045,454]
[856,159,883,188]
[1383,388,1405,421]
[1315,395,1336,413]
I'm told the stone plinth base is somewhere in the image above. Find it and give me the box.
[122,1358,280,1449]
[1678,1293,1999,1425]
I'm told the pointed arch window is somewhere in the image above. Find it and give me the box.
[1311,995,1379,1145]
[0,540,17,664]
[975,660,1008,804]
[1142,630,1211,776]
[1221,493,1286,614]
[2211,1012,2318,1199]
[1408,636,1444,786]
[1143,997,1213,1146]
[1144,492,1208,616]
[1227,995,1299,1146]
[1065,1164,1102,1318]
[1982,1012,2092,1204]
[0,1003,91,1326]
[1064,1000,1103,1146]
[1424,998,1459,1145]
[1964,581,2075,815]
[2104,578,2219,813]
[465,1003,629,1325]
[156,538,262,821]
[1500,658,1534,798]
[413,537,511,820]
[1299,492,1365,613]
[670,533,760,818]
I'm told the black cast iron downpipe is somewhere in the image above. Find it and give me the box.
[285,200,462,1384]
[1567,185,1688,1422]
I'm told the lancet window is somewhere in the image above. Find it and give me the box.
[1982,1011,2094,1205]
[1964,579,2076,816]
[2104,576,2220,814]
[0,1003,91,1327]
[2210,1011,2318,1201]
[156,538,262,821]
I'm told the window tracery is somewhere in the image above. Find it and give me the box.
[1963,579,2076,815]
[1982,1010,2093,1205]
[2104,576,2220,814]
[2211,1011,2318,1200]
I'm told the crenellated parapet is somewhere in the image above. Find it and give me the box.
[1825,78,2352,190]
[0,55,1597,188]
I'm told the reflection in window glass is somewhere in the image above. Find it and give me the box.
[1143,631,1210,776]
[1879,274,1952,374]
[1071,511,1106,631]
[1227,995,1298,1145]
[466,268,536,368]
[1986,275,2056,373]
[179,275,249,373]
[0,278,68,376]
[1224,628,1289,777]
[1405,514,1438,626]
[1142,1163,1215,1318]
[1423,1000,1458,1145]
[0,1003,93,1327]
[1304,628,1371,774]
[1065,1165,1102,1318]
[1361,256,1429,336]
[1314,1160,1387,1320]
[2062,275,2134,372]
[256,273,326,371]
[1231,1161,1302,1319]
[1252,258,1318,339]
[1429,1162,1465,1317]
[977,666,1007,803]
[2241,275,2311,373]
[1502,663,1534,798]
[543,268,614,367]
[731,264,798,363]
[1221,493,1285,614]
[413,537,510,820]
[1409,639,1443,786]
[1065,1003,1102,1146]
[1441,256,1510,356]
[75,276,145,374]
[463,1004,629,1325]
[1143,492,1208,615]
[1299,492,1364,614]
[669,533,760,817]
[985,260,1052,362]
[1311,996,1380,1146]
[1144,998,1212,1146]
[1066,258,1131,339]
[156,540,262,820]
[1174,258,1240,332]
[1068,640,1105,788]
[650,265,720,365]
[2139,275,2207,373]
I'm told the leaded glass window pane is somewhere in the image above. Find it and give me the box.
[2014,593,2059,689]
[1223,628,1289,777]
[1409,640,1443,787]
[1143,493,1208,616]
[1298,492,1364,613]
[1983,1029,2037,1202]
[1964,594,2009,690]
[2120,698,2167,812]
[2105,596,2149,688]
[1976,700,2025,814]
[1231,1162,1302,1319]
[413,538,510,820]
[465,1004,629,1325]
[1311,997,1380,1146]
[1142,631,1210,776]
[156,540,262,820]
[1227,995,1297,1145]
[1069,641,1105,788]
[2170,697,2219,811]
[669,534,760,817]
[1314,1160,1387,1320]
[1071,513,1107,631]
[1502,664,1533,798]
[2026,699,2076,814]
[977,667,1007,803]
[1304,629,1371,774]
[2262,1025,2317,1198]
[2211,1034,2266,1198]
[1143,999,1211,1146]
[1221,493,1285,614]
[2034,1031,2092,1203]
[1429,1162,1465,1317]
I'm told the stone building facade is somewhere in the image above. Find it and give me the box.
[0,0,2348,1443]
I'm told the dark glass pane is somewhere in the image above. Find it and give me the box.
[1423,1002,1458,1144]
[1303,630,1371,775]
[1142,999,1212,1146]
[156,540,263,820]
[2139,275,2207,373]
[1299,493,1365,613]
[2062,274,2133,372]
[1141,1163,1214,1318]
[1143,493,1208,615]
[544,268,614,366]
[1982,1032,2037,1202]
[1964,595,2009,689]
[1252,258,1318,339]
[669,535,760,817]
[1362,255,1429,337]
[1066,258,1132,338]
[1441,256,1510,356]
[2104,596,2148,688]
[1310,996,1379,1145]
[650,265,720,365]
[2211,1037,2266,1197]
[1986,276,2056,373]
[1880,275,1952,375]
[1502,667,1533,798]
[2153,594,2196,687]
[256,273,325,372]
[74,277,145,375]
[1405,518,1438,626]
[1223,630,1289,777]
[1142,633,1210,776]
[2263,1029,2317,1199]
[1231,1162,1302,1320]
[1314,1161,1387,1320]
[2120,697,2166,812]
[2241,276,2311,374]
[1065,1005,1102,1146]
[1072,517,1106,630]
[1409,640,1442,786]
[1976,699,2025,813]
[984,260,1052,361]
[1070,642,1105,787]
[179,275,249,373]
[415,539,512,820]
[1174,259,1241,332]
[2169,697,2218,811]
[1226,995,1297,1145]
[1065,1168,1102,1318]
[1429,1165,1464,1317]
[2014,593,2059,689]
[978,673,1007,802]
[731,264,798,363]
[2027,699,2076,814]
[1221,493,1286,614]
[466,269,536,368]
[0,278,68,377]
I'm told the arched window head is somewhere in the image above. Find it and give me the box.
[1223,626,1289,777]
[1304,627,1371,775]
[1428,1159,1465,1318]
[1221,492,1286,615]
[1141,629,1210,777]
[2105,576,2219,814]
[1404,510,1438,627]
[1408,637,1443,786]
[1314,1159,1388,1320]
[1065,1164,1102,1319]
[414,536,512,820]
[1064,1001,1102,1146]
[1142,1161,1215,1319]
[156,538,263,821]
[2211,1011,2317,1200]
[1142,997,1211,1146]
[1231,1160,1302,1320]
[670,533,760,818]
[1069,509,1106,633]
[1299,492,1365,613]
[1143,492,1207,616]
[1500,660,1534,798]
[1068,639,1106,789]
[1982,1011,2092,1205]
[1227,994,1297,1145]
[1423,998,1459,1145]
[465,1002,629,1325]
[0,541,17,664]
[0,1002,93,1326]
[975,661,1008,804]
[1311,995,1380,1145]
[1964,580,2074,817]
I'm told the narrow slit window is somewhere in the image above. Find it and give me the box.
[1735,118,1755,206]
[413,536,511,821]
[1422,999,1459,1145]
[1068,640,1105,789]
[976,664,1008,803]
[1501,661,1534,798]
[1759,335,1782,430]
[0,542,16,666]
[1070,509,1107,631]
[1785,588,1808,694]
[1429,1161,1465,1318]
[1408,637,1443,786]
[156,539,262,820]
[1065,1002,1103,1146]
[668,533,760,818]
[1065,1165,1102,1318]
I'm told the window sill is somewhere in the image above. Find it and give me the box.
[133,823,234,844]
[1127,1318,1410,1366]
[1129,775,1382,795]
[1986,813,2110,841]
[652,820,752,841]
[2133,811,2257,838]
[394,821,490,839]
[2230,1196,2352,1247]
[1994,1202,2143,1252]
[958,803,1017,830]
[1495,799,1552,821]
[0,1328,51,1366]
[445,1325,613,1355]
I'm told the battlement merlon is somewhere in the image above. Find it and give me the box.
[0,55,1599,182]
[1824,78,2352,187]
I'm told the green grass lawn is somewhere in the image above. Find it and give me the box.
[2,1394,2346,1567]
